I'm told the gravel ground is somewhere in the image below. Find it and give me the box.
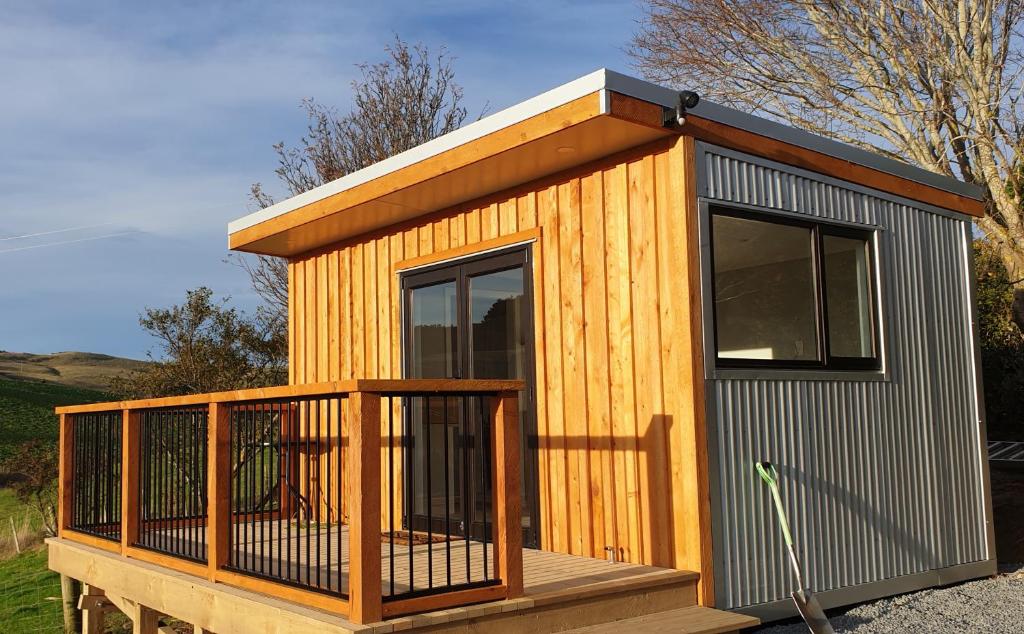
[751,565,1024,633]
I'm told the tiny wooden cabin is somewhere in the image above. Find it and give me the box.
[50,70,994,632]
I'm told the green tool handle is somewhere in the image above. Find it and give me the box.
[756,461,793,547]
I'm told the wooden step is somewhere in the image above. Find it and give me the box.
[564,605,760,634]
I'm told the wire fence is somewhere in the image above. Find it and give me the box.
[0,547,64,633]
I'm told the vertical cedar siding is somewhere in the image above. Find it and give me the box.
[286,136,708,577]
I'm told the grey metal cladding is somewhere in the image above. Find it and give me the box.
[699,144,988,610]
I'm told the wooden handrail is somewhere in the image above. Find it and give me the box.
[57,380,527,625]
[55,378,526,414]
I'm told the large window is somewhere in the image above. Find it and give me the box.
[710,207,879,370]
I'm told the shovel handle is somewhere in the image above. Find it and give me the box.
[755,461,794,547]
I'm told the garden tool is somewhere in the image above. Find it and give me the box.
[756,461,834,634]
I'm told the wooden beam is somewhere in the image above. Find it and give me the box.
[394,227,541,272]
[121,410,140,554]
[55,379,526,415]
[206,402,230,582]
[380,584,509,618]
[212,568,350,615]
[124,546,209,579]
[104,592,162,634]
[681,135,716,606]
[63,529,122,554]
[492,391,523,598]
[347,391,383,624]
[681,116,985,217]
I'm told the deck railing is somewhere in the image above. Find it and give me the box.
[56,379,524,624]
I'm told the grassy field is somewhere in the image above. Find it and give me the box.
[0,378,108,462]
[0,377,110,633]
[0,547,63,633]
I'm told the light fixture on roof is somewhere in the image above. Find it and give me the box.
[664,90,700,127]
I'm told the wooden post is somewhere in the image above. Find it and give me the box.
[128,601,161,634]
[348,391,382,624]
[491,391,523,598]
[78,584,107,634]
[58,413,73,535]
[9,516,20,554]
[59,574,79,634]
[121,409,141,554]
[207,402,231,582]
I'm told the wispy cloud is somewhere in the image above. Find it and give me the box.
[0,1,638,358]
[0,222,114,242]
[0,231,140,254]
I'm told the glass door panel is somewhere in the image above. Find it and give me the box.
[466,266,532,542]
[403,248,539,548]
[409,281,457,378]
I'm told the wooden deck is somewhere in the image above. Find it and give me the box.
[147,521,679,598]
[50,535,717,633]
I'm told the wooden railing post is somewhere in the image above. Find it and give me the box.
[207,402,231,581]
[121,409,140,553]
[58,413,73,536]
[492,391,523,598]
[348,391,382,624]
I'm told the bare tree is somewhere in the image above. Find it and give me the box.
[631,1,1024,277]
[241,36,471,323]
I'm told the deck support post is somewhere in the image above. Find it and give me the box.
[348,391,383,624]
[207,402,231,581]
[77,584,109,634]
[492,390,523,598]
[121,409,141,554]
[59,574,79,634]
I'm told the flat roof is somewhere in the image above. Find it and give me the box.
[228,69,982,249]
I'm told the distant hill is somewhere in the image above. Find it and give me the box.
[0,351,147,392]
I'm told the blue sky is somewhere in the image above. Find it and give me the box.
[0,1,640,359]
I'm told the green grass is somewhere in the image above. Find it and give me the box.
[0,378,108,462]
[0,548,62,633]
[0,378,109,633]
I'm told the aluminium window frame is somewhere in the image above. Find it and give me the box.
[708,204,882,372]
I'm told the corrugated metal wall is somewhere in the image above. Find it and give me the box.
[698,144,989,610]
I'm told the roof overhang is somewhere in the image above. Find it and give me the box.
[229,69,984,258]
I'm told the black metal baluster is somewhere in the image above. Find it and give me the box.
[426,395,433,589]
[406,397,415,594]
[196,409,202,560]
[316,397,322,590]
[304,398,311,586]
[480,396,490,582]
[325,397,332,593]
[388,396,395,597]
[443,395,451,588]
[248,403,256,572]
[276,400,283,580]
[231,406,239,568]
[463,398,471,583]
[175,410,182,554]
[286,399,294,582]
[337,396,344,596]
[259,402,266,576]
